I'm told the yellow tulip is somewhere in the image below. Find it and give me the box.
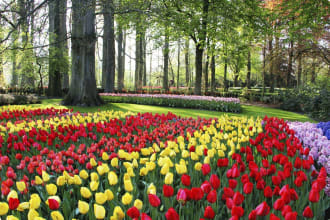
[108,171,118,185]
[160,163,169,175]
[6,215,19,220]
[121,192,132,205]
[29,194,41,209]
[91,172,99,182]
[78,200,89,214]
[0,202,9,215]
[16,181,26,192]
[27,209,39,220]
[113,206,125,219]
[164,172,173,185]
[7,190,18,201]
[97,165,108,176]
[134,199,143,210]
[105,189,114,201]
[79,170,89,180]
[73,175,82,185]
[95,192,107,205]
[56,176,66,186]
[42,171,50,182]
[90,181,99,191]
[194,162,202,171]
[35,176,43,185]
[90,158,97,167]
[80,187,92,199]
[147,183,156,195]
[94,204,106,219]
[111,158,118,167]
[46,184,57,196]
[139,167,148,176]
[51,211,64,220]
[102,152,109,161]
[17,202,29,211]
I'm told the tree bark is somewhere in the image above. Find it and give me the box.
[117,24,124,91]
[297,54,302,87]
[63,0,102,106]
[135,25,140,91]
[204,51,209,93]
[163,26,169,91]
[262,41,266,96]
[224,49,228,91]
[102,0,115,93]
[211,54,215,93]
[246,48,251,89]
[287,40,293,88]
[177,40,180,89]
[185,39,190,87]
[195,44,203,95]
[48,0,63,97]
[268,37,274,92]
[60,0,69,90]
[142,34,147,86]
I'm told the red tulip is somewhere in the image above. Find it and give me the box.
[255,201,270,216]
[204,206,215,219]
[270,213,280,220]
[9,197,20,210]
[302,206,313,218]
[210,174,220,190]
[248,210,257,220]
[202,164,211,176]
[226,198,234,210]
[263,186,272,198]
[284,211,297,220]
[228,179,237,189]
[207,190,217,203]
[127,206,140,218]
[281,205,292,217]
[165,208,179,220]
[176,189,187,204]
[217,158,229,167]
[233,192,244,206]
[243,182,253,194]
[308,189,320,203]
[141,213,152,220]
[231,206,244,218]
[148,194,161,207]
[222,187,234,200]
[191,187,204,201]
[163,185,174,197]
[181,174,191,186]
[273,198,285,210]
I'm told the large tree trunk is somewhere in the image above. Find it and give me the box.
[142,34,147,86]
[10,12,19,87]
[102,0,115,93]
[262,41,266,96]
[117,25,124,92]
[210,54,215,93]
[60,0,69,90]
[185,39,190,87]
[297,54,302,87]
[63,0,102,106]
[195,44,203,95]
[0,20,5,87]
[246,48,251,89]
[287,40,293,88]
[48,0,63,97]
[135,25,140,91]
[268,37,274,92]
[177,40,180,89]
[224,50,228,91]
[163,26,169,91]
[204,49,209,93]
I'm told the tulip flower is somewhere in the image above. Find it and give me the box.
[127,206,140,218]
[78,200,89,214]
[148,194,161,207]
[165,208,179,220]
[204,206,215,219]
[94,204,106,219]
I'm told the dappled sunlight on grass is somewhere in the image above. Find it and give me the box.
[27,98,315,122]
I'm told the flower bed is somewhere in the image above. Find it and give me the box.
[0,106,329,219]
[288,121,330,196]
[100,93,241,113]
[317,121,330,140]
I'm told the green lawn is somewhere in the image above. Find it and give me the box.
[31,99,315,122]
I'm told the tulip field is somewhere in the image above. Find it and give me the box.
[0,105,329,220]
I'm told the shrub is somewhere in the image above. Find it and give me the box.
[0,94,40,105]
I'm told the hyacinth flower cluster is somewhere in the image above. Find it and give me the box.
[288,121,330,196]
[317,121,330,140]
[99,93,240,104]
[0,105,329,219]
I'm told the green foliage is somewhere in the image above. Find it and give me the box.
[280,85,330,121]
[102,96,241,113]
[0,94,40,105]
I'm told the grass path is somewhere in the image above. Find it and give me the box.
[31,99,315,122]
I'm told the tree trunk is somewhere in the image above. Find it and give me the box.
[211,54,215,93]
[311,59,316,83]
[224,50,228,91]
[185,39,190,87]
[234,69,239,87]
[297,54,302,87]
[48,0,63,97]
[163,26,169,91]
[142,35,147,86]
[117,24,124,92]
[60,0,69,90]
[268,37,274,92]
[246,48,251,89]
[287,40,293,88]
[262,41,266,96]
[195,44,203,95]
[204,49,209,93]
[63,0,102,106]
[135,25,140,91]
[177,40,180,89]
[102,0,115,93]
